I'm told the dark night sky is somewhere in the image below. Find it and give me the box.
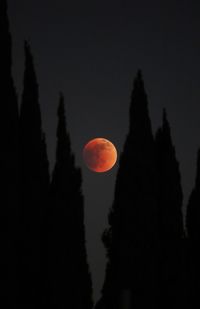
[9,0,200,300]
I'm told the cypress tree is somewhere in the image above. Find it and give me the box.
[98,71,157,309]
[186,149,200,308]
[19,41,49,307]
[155,109,185,308]
[47,94,93,309]
[0,0,18,306]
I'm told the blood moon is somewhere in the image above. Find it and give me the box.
[83,138,117,173]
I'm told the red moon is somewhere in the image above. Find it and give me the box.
[83,138,117,173]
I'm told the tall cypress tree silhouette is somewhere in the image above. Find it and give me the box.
[0,0,19,306]
[47,94,93,309]
[186,149,200,308]
[155,110,185,308]
[19,41,49,307]
[97,71,157,309]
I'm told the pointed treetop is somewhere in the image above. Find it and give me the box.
[162,108,170,129]
[57,92,65,121]
[24,40,30,52]
[162,108,167,123]
[52,92,82,194]
[129,69,153,138]
[133,69,144,90]
[155,108,181,184]
[155,126,162,141]
[137,69,142,80]
[161,108,174,147]
[162,108,170,127]
[57,92,67,136]
[23,40,38,93]
[24,40,37,78]
[131,69,146,101]
[22,40,39,103]
[155,108,169,140]
[55,93,72,165]
[20,40,42,143]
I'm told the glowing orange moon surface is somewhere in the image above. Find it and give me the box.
[83,138,117,173]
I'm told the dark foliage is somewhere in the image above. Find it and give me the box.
[96,73,188,309]
[18,41,50,307]
[0,0,19,306]
[155,110,186,308]
[186,149,200,308]
[47,94,93,309]
[1,3,93,307]
[98,71,158,309]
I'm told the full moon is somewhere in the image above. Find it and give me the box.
[83,138,117,173]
